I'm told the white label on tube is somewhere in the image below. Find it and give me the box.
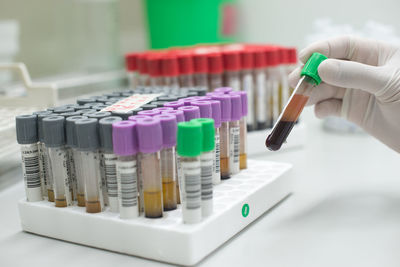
[60,149,72,205]
[256,71,266,122]
[242,74,254,125]
[200,153,213,201]
[213,133,220,176]
[102,94,162,113]
[104,154,118,198]
[38,143,47,196]
[229,126,240,174]
[21,144,41,189]
[117,160,138,208]
[181,160,201,210]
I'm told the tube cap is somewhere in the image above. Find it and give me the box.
[99,116,122,153]
[147,55,162,77]
[66,116,88,148]
[188,87,207,96]
[128,115,152,122]
[228,93,242,121]
[300,52,327,85]
[161,54,179,77]
[154,107,173,112]
[177,121,202,157]
[161,109,184,123]
[209,100,222,128]
[87,111,111,120]
[16,114,38,144]
[287,47,297,64]
[214,87,232,94]
[178,106,200,121]
[193,53,208,73]
[191,101,212,118]
[191,118,215,152]
[222,50,241,71]
[59,111,82,117]
[33,111,53,142]
[137,109,160,117]
[53,107,75,114]
[229,91,248,116]
[141,104,158,110]
[163,101,184,109]
[207,53,223,74]
[253,47,266,68]
[157,96,178,102]
[77,98,95,105]
[264,46,280,66]
[154,114,177,148]
[136,117,163,153]
[241,48,255,70]
[42,116,65,147]
[112,120,138,156]
[125,52,138,71]
[75,118,99,150]
[211,94,231,122]
[177,51,194,75]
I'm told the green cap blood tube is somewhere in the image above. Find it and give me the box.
[33,110,53,199]
[16,114,42,202]
[136,117,164,218]
[75,118,104,213]
[154,114,178,211]
[99,116,122,212]
[191,118,215,217]
[113,120,139,219]
[43,116,72,207]
[266,52,327,151]
[66,115,88,207]
[177,121,202,224]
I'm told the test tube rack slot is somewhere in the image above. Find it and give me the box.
[18,159,292,266]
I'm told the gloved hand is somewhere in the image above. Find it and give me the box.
[289,35,400,153]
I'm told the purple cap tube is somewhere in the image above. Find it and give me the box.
[136,117,163,153]
[228,93,242,121]
[211,94,231,122]
[209,100,222,128]
[112,121,138,156]
[181,96,201,106]
[154,114,177,148]
[163,101,184,109]
[161,110,184,123]
[154,107,173,112]
[214,87,233,94]
[137,109,161,117]
[191,101,212,118]
[128,115,152,122]
[178,106,200,121]
[229,91,248,116]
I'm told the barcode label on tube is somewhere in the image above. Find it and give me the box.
[182,161,201,210]
[230,127,240,164]
[214,133,220,174]
[104,154,118,198]
[117,161,138,207]
[21,145,41,188]
[201,156,213,201]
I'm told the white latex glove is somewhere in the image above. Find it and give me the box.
[289,36,400,153]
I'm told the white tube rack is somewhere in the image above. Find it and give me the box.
[18,159,292,266]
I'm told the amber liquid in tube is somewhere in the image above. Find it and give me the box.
[162,178,177,211]
[266,76,314,151]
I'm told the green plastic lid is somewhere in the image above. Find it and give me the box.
[300,52,328,85]
[177,121,202,157]
[191,118,215,152]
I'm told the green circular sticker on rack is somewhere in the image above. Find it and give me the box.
[242,203,249,218]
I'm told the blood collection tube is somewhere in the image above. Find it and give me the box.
[192,118,214,217]
[252,47,268,130]
[230,91,248,169]
[75,118,104,213]
[177,121,202,224]
[163,101,184,110]
[266,53,327,151]
[264,46,281,126]
[66,115,88,206]
[154,114,178,211]
[33,111,53,198]
[112,121,139,219]
[178,106,200,121]
[193,53,209,91]
[137,109,161,117]
[16,115,42,202]
[147,54,163,88]
[136,117,163,218]
[227,94,241,175]
[137,53,150,86]
[209,100,221,184]
[211,94,231,179]
[222,50,241,91]
[207,53,224,91]
[177,51,194,87]
[99,116,122,212]
[161,54,180,94]
[286,47,298,96]
[191,100,212,118]
[125,52,139,89]
[240,47,256,131]
[43,116,72,207]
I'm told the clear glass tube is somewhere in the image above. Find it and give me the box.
[140,152,163,218]
[150,76,163,87]
[164,76,180,95]
[80,150,104,213]
[194,73,209,91]
[44,143,54,202]
[73,148,85,207]
[161,147,177,211]
[138,74,150,87]
[127,71,138,89]
[179,74,194,88]
[116,155,139,219]
[212,127,221,185]
[279,65,290,114]
[103,152,118,212]
[48,146,72,207]
[239,117,247,169]
[225,71,241,91]
[220,122,230,179]
[38,142,47,199]
[179,156,201,224]
[255,68,267,129]
[99,150,108,207]
[209,73,223,91]
[20,143,42,202]
[229,120,240,175]
[67,147,77,202]
[241,70,255,130]
[200,151,213,217]
[266,76,315,151]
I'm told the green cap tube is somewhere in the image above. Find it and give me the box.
[191,118,215,152]
[177,121,202,157]
[300,52,328,85]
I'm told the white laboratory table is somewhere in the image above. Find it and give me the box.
[1,108,400,267]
